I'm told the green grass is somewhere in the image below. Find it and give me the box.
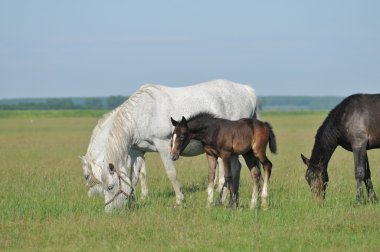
[1,111,379,251]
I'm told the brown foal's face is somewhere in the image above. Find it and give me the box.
[170,117,189,161]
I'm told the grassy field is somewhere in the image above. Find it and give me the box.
[1,110,379,251]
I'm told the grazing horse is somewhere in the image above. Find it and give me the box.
[301,94,380,203]
[170,113,277,208]
[100,79,259,212]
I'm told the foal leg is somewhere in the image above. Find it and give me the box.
[353,146,366,203]
[206,154,218,207]
[231,155,242,206]
[256,152,272,209]
[243,151,260,209]
[221,153,237,208]
[364,153,377,203]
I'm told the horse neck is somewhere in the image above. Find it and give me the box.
[187,117,217,144]
[310,121,339,169]
[105,110,134,168]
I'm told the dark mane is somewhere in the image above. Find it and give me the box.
[186,112,218,122]
[310,98,345,165]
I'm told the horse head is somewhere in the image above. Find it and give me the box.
[79,155,103,197]
[101,162,134,213]
[301,154,329,202]
[170,116,191,161]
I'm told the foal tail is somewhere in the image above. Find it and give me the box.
[265,122,277,154]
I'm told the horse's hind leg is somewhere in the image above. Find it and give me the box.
[206,154,218,207]
[353,146,367,203]
[243,151,260,209]
[216,158,227,205]
[364,153,377,203]
[260,157,272,209]
[254,150,272,209]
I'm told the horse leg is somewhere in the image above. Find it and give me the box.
[138,156,148,200]
[216,158,227,205]
[129,149,148,200]
[206,154,218,207]
[353,146,366,203]
[364,153,377,203]
[216,156,241,206]
[243,151,260,209]
[221,152,237,208]
[231,155,241,207]
[156,142,184,206]
[255,151,272,209]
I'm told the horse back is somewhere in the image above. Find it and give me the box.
[336,94,380,149]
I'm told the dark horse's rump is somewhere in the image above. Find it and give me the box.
[301,93,380,202]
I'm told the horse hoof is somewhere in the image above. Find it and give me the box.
[261,200,269,209]
[369,193,377,204]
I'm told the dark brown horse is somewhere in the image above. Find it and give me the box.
[301,94,380,203]
[170,112,277,208]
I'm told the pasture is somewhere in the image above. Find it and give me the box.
[1,110,379,251]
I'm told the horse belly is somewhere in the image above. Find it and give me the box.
[135,140,158,152]
[181,140,205,156]
[233,144,252,155]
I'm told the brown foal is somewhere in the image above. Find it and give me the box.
[170,112,277,208]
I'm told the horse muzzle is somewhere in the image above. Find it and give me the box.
[170,153,179,161]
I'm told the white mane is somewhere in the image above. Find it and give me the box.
[85,108,120,157]
[104,85,160,167]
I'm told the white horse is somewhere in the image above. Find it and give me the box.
[101,79,259,212]
[80,108,148,198]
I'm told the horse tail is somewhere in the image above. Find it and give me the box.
[253,101,260,120]
[265,122,277,154]
[243,84,260,120]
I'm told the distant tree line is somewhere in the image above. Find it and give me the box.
[0,96,128,110]
[0,96,343,111]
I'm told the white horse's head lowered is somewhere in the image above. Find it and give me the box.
[80,109,121,198]
[80,155,104,197]
[101,162,134,213]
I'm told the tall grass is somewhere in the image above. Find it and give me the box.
[0,112,379,251]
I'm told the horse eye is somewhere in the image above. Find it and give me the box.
[107,184,114,191]
[179,135,185,141]
[84,175,90,180]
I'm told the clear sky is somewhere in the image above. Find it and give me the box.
[0,1,379,99]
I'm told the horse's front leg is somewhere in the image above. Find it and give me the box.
[221,152,237,208]
[129,149,148,200]
[155,140,184,207]
[206,154,217,207]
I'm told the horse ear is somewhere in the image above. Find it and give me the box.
[171,117,178,126]
[108,163,115,174]
[181,116,187,124]
[301,154,310,166]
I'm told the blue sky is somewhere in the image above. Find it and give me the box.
[0,1,379,99]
